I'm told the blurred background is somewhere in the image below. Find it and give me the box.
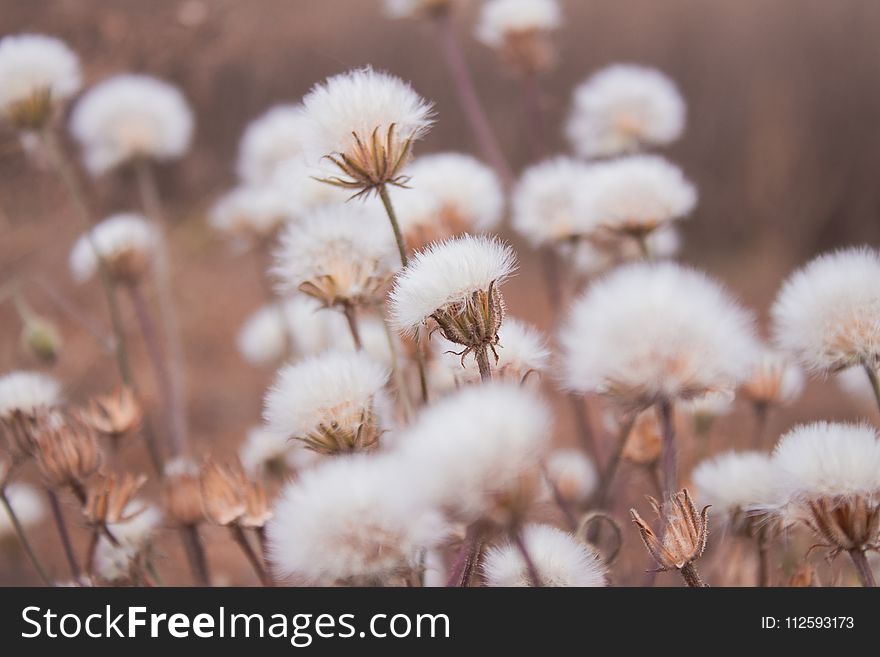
[2,0,880,585]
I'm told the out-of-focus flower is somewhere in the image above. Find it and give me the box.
[239,426,292,478]
[93,502,161,583]
[476,0,561,74]
[209,184,290,247]
[692,451,777,531]
[162,458,204,526]
[0,370,62,458]
[0,483,46,539]
[740,348,805,407]
[237,104,309,184]
[20,314,62,365]
[69,213,158,285]
[82,472,147,528]
[543,449,597,506]
[383,0,457,19]
[200,458,272,528]
[34,414,101,492]
[79,387,142,443]
[621,409,663,466]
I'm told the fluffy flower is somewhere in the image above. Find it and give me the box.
[397,382,550,522]
[273,204,396,308]
[0,483,45,537]
[511,157,596,246]
[383,0,457,19]
[69,212,157,284]
[266,453,446,585]
[69,74,194,174]
[482,524,606,587]
[565,224,681,276]
[543,449,597,505]
[301,67,433,194]
[391,152,504,247]
[0,33,81,129]
[209,184,290,246]
[566,64,685,158]
[270,158,351,220]
[771,247,880,374]
[0,370,62,420]
[93,503,162,582]
[238,426,293,476]
[236,104,309,184]
[560,262,757,407]
[262,350,390,454]
[836,365,875,405]
[740,348,805,406]
[578,155,696,238]
[691,451,777,528]
[475,0,560,46]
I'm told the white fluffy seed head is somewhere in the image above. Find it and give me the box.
[69,74,194,174]
[389,234,517,333]
[691,451,778,526]
[383,0,457,19]
[771,247,880,374]
[397,382,550,521]
[836,365,875,405]
[543,449,598,505]
[0,370,62,419]
[270,157,351,221]
[560,262,758,407]
[239,426,293,476]
[266,453,446,585]
[262,350,390,442]
[0,33,81,125]
[512,156,596,246]
[475,0,561,48]
[772,422,880,503]
[69,212,157,284]
[301,67,433,168]
[482,524,606,587]
[566,64,685,158]
[209,184,290,245]
[93,503,162,582]
[237,104,309,184]
[740,348,805,406]
[578,155,696,235]
[0,483,45,537]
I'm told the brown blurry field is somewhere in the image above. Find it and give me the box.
[2,0,880,586]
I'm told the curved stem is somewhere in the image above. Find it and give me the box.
[378,184,408,268]
[46,488,81,581]
[0,487,52,585]
[848,548,877,587]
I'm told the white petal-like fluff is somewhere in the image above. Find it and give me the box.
[262,350,390,441]
[740,348,805,405]
[566,64,685,158]
[266,453,446,585]
[772,422,880,503]
[397,382,550,520]
[560,262,758,405]
[270,157,351,220]
[578,155,696,234]
[482,524,606,587]
[93,503,162,582]
[273,203,397,299]
[393,152,504,235]
[0,370,62,419]
[383,0,456,19]
[0,484,46,537]
[239,426,293,475]
[69,74,194,174]
[389,234,517,333]
[511,156,597,246]
[476,0,561,47]
[543,449,597,505]
[209,184,290,243]
[68,212,157,283]
[237,104,309,184]
[0,33,81,116]
[300,67,433,167]
[691,451,778,525]
[836,365,875,405]
[771,247,880,373]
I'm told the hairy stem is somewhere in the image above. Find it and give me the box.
[230,524,273,586]
[46,488,81,581]
[0,487,52,585]
[475,345,493,382]
[342,302,363,350]
[179,524,210,586]
[656,399,677,503]
[848,548,877,587]
[378,183,408,268]
[679,562,707,588]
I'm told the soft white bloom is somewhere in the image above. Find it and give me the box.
[69,74,194,174]
[543,449,597,505]
[560,262,758,406]
[384,0,458,19]
[93,503,162,582]
[482,524,606,587]
[0,33,81,127]
[475,0,561,48]
[0,484,45,538]
[692,451,778,527]
[771,247,880,374]
[270,158,351,220]
[209,184,290,245]
[566,64,685,158]
[392,153,504,244]
[274,204,396,307]
[239,426,293,476]
[266,453,446,585]
[684,391,734,419]
[740,348,805,406]
[398,382,550,521]
[0,370,61,420]
[389,234,516,334]
[836,366,875,405]
[237,104,309,184]
[578,155,696,237]
[511,157,596,246]
[69,212,157,284]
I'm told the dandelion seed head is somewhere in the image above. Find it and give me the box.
[239,426,292,476]
[237,104,309,184]
[209,184,290,246]
[0,370,62,420]
[740,348,805,406]
[543,449,598,505]
[692,450,778,526]
[475,0,561,48]
[69,212,157,284]
[383,0,457,19]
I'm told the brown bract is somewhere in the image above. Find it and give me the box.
[430,280,505,365]
[80,386,143,442]
[319,124,414,199]
[34,413,101,493]
[630,488,709,571]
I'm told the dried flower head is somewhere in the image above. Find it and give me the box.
[69,213,158,285]
[162,458,204,526]
[0,484,45,539]
[560,262,757,409]
[621,409,663,465]
[82,472,147,528]
[263,350,390,455]
[0,33,81,130]
[80,387,142,443]
[274,204,396,309]
[692,451,777,532]
[543,449,598,505]
[69,74,194,175]
[34,414,101,492]
[301,67,434,196]
[384,0,457,19]
[483,524,606,587]
[200,458,272,528]
[389,235,516,364]
[398,382,550,523]
[93,502,161,583]
[476,0,561,74]
[772,422,880,554]
[740,348,805,407]
[771,247,880,374]
[237,104,309,184]
[209,184,290,247]
[631,489,709,579]
[0,371,62,455]
[566,64,685,158]
[266,453,446,585]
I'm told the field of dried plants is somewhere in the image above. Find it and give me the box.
[2,0,880,588]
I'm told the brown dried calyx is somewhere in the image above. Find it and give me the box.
[80,386,143,442]
[34,413,101,498]
[430,280,505,366]
[200,458,272,529]
[320,124,415,199]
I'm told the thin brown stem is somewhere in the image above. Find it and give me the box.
[380,309,413,423]
[656,399,677,503]
[413,328,430,405]
[475,345,493,382]
[446,524,481,587]
[679,562,707,588]
[510,527,543,587]
[756,529,772,587]
[179,524,210,586]
[862,362,880,416]
[521,72,548,160]
[342,302,362,350]
[848,548,877,587]
[378,183,408,268]
[540,462,578,531]
[569,394,599,460]
[0,487,52,585]
[46,488,81,581]
[230,524,272,586]
[593,413,637,511]
[752,401,769,449]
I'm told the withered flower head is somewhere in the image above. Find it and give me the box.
[80,387,142,442]
[200,458,272,528]
[0,370,62,458]
[475,0,561,75]
[21,315,62,365]
[621,409,663,465]
[34,413,101,493]
[83,472,147,527]
[69,213,158,286]
[630,489,709,577]
[162,458,204,526]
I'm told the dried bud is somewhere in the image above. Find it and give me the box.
[162,458,204,526]
[34,414,101,493]
[805,496,880,554]
[431,280,506,363]
[240,477,273,529]
[80,387,143,442]
[21,316,62,365]
[83,473,147,527]
[200,459,247,526]
[301,407,382,456]
[622,410,662,465]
